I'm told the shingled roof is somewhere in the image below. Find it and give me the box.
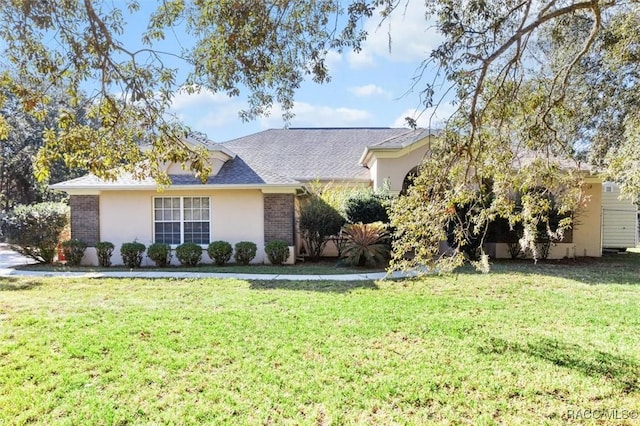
[223,128,428,182]
[51,127,433,190]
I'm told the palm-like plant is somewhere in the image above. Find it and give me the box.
[341,222,390,267]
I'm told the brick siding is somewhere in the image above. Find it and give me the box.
[69,195,100,246]
[263,194,294,245]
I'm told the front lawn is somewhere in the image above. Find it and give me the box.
[1,256,639,424]
[15,258,385,275]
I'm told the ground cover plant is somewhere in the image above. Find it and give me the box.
[1,254,639,424]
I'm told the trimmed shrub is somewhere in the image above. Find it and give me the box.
[96,241,115,267]
[234,241,257,265]
[299,196,345,261]
[61,239,87,266]
[176,242,202,266]
[207,240,233,266]
[147,242,172,267]
[2,202,68,264]
[344,192,391,224]
[265,240,290,265]
[120,242,146,268]
[341,222,390,267]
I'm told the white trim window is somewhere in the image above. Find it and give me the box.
[154,196,210,245]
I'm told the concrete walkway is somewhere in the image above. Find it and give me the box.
[0,244,404,281]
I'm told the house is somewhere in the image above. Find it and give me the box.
[601,182,638,250]
[51,128,436,265]
[50,127,604,265]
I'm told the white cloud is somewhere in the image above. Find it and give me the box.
[348,1,442,68]
[346,50,376,69]
[259,101,373,129]
[349,84,389,98]
[167,89,250,141]
[324,50,343,74]
[391,103,458,128]
[170,87,232,111]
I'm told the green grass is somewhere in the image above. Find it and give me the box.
[1,255,640,424]
[16,259,384,275]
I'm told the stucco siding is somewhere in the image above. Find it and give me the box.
[372,144,430,192]
[92,189,265,266]
[99,191,156,265]
[211,190,265,263]
[484,182,603,259]
[573,181,602,257]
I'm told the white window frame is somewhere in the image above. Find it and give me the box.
[153,196,211,246]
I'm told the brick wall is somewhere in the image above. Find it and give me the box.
[69,195,100,246]
[263,194,294,245]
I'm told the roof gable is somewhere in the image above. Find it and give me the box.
[224,128,426,182]
[51,127,436,191]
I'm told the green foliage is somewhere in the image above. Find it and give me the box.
[146,243,172,267]
[234,241,257,265]
[95,241,115,268]
[2,202,68,264]
[0,90,85,210]
[207,240,233,266]
[264,240,290,265]
[120,242,146,268]
[344,191,391,224]
[175,242,202,266]
[61,239,87,266]
[0,1,375,183]
[2,0,638,273]
[341,222,390,267]
[299,195,345,261]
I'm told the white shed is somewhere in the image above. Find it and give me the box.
[601,183,638,250]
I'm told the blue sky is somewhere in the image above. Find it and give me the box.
[130,1,452,142]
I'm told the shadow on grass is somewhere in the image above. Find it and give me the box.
[249,279,379,293]
[454,252,640,286]
[0,277,42,291]
[479,336,640,393]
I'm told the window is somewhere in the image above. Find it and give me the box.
[154,197,210,245]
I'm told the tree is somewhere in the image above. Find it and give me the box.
[0,0,376,184]
[0,89,85,210]
[389,0,639,272]
[0,1,637,271]
[2,202,69,264]
[299,195,345,261]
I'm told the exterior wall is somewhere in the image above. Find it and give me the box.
[69,195,100,246]
[485,181,603,259]
[211,190,265,263]
[573,181,602,257]
[88,189,265,266]
[370,143,430,192]
[602,183,638,249]
[264,194,295,245]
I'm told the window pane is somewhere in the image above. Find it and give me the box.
[184,198,191,208]
[184,222,210,244]
[184,210,192,220]
[154,198,162,208]
[155,222,180,244]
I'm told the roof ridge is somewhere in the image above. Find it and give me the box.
[369,128,422,147]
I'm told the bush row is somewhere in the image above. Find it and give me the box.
[60,239,290,268]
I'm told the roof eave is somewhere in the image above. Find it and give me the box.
[50,183,304,193]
